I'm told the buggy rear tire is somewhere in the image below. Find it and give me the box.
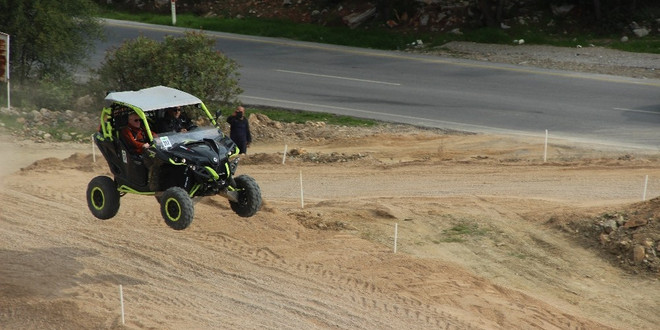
[160,187,194,230]
[87,176,120,220]
[229,175,262,217]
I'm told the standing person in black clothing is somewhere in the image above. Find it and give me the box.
[226,106,252,154]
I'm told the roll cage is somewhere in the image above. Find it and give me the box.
[98,85,219,143]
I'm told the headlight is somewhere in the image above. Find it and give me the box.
[228,151,240,161]
[169,157,187,165]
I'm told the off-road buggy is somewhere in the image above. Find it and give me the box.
[86,86,262,230]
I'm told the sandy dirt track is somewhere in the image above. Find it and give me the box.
[1,128,659,329]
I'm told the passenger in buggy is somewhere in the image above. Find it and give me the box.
[119,112,161,190]
[120,112,156,155]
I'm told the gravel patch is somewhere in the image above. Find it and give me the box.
[415,41,660,79]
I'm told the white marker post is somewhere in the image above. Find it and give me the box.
[171,0,177,25]
[394,223,398,253]
[643,175,649,201]
[91,134,96,162]
[119,284,125,325]
[299,169,304,209]
[282,144,288,164]
[543,129,548,162]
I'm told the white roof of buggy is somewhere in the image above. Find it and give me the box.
[104,86,203,112]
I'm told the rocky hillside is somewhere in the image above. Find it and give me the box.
[550,198,660,276]
[137,0,658,40]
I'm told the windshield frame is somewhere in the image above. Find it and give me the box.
[153,126,224,151]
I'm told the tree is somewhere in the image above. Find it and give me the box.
[0,0,103,84]
[96,31,243,105]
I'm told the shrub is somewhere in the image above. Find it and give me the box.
[95,31,242,104]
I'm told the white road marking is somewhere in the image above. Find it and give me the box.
[614,108,660,115]
[275,69,401,86]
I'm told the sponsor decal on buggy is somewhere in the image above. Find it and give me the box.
[159,136,172,149]
[121,149,127,164]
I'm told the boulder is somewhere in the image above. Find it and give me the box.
[343,7,376,29]
[633,28,649,38]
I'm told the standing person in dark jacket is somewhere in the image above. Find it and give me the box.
[226,106,252,154]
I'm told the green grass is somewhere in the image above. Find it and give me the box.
[434,220,489,243]
[98,8,660,54]
[0,114,23,131]
[609,39,660,53]
[244,107,377,126]
[99,10,420,50]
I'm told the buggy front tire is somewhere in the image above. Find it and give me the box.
[229,175,262,217]
[87,176,120,220]
[160,187,194,230]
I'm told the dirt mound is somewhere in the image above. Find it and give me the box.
[2,118,660,329]
[20,153,100,173]
[248,112,442,144]
[550,197,660,275]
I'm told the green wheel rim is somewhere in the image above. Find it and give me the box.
[165,198,181,221]
[91,187,105,210]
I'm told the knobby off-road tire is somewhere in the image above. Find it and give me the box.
[229,175,262,217]
[160,187,194,230]
[87,176,120,220]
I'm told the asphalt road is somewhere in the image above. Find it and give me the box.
[92,19,660,151]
